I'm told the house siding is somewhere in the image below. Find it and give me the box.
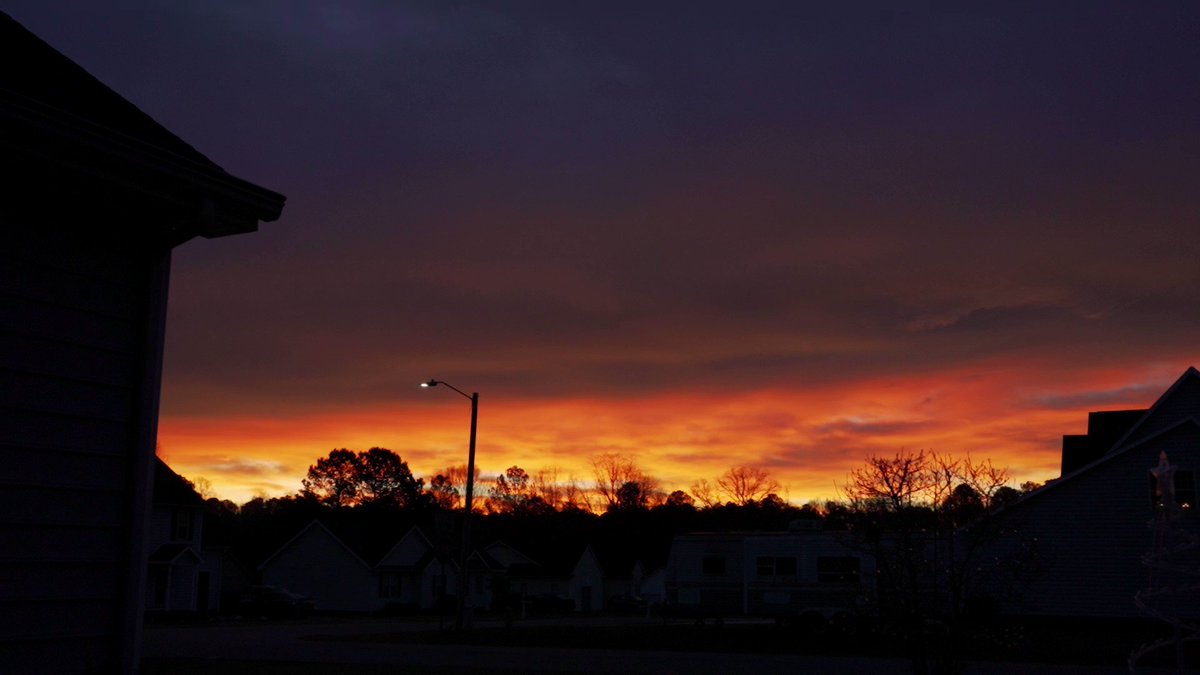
[260,525,377,612]
[666,533,875,618]
[988,422,1200,618]
[0,224,164,673]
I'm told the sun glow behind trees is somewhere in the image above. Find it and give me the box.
[156,364,1184,506]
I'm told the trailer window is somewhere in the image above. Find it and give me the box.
[817,556,860,583]
[755,556,797,577]
[701,556,726,575]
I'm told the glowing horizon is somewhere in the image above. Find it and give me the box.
[157,360,1189,506]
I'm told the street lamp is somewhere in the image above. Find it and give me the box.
[421,379,478,630]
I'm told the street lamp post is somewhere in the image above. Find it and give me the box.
[421,379,478,630]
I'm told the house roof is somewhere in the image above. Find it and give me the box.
[148,543,200,565]
[258,519,454,572]
[152,458,205,508]
[257,520,373,572]
[1002,366,1200,510]
[0,11,285,240]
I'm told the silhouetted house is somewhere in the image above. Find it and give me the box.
[258,522,454,613]
[145,459,206,614]
[982,367,1200,618]
[570,545,607,612]
[664,531,875,621]
[594,543,667,610]
[0,12,284,673]
[466,541,538,611]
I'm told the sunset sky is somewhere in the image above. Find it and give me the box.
[11,2,1198,505]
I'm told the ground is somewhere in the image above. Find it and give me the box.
[142,615,1187,674]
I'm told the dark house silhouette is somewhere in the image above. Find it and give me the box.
[0,11,284,674]
[145,459,207,615]
[983,367,1200,618]
[1060,409,1147,475]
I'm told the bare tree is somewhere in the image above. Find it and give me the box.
[190,476,216,500]
[957,455,1010,510]
[689,478,720,508]
[844,448,938,512]
[591,453,659,511]
[561,475,594,512]
[842,448,1024,673]
[434,463,481,511]
[532,467,564,508]
[715,465,782,506]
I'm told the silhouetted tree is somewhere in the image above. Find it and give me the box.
[358,447,425,507]
[843,449,1019,674]
[532,467,564,509]
[716,465,782,505]
[302,448,361,507]
[991,485,1021,509]
[428,474,459,510]
[613,480,649,512]
[689,478,720,508]
[487,465,533,514]
[664,490,695,508]
[301,447,424,508]
[592,453,660,510]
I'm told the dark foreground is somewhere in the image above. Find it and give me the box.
[142,615,1192,674]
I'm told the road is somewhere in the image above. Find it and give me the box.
[141,616,1163,674]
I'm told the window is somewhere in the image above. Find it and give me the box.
[171,509,193,541]
[756,556,797,578]
[1150,470,1196,509]
[701,556,726,575]
[379,572,400,598]
[756,556,773,576]
[817,556,860,584]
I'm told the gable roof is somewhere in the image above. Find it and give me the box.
[256,520,372,572]
[1104,366,1200,454]
[152,458,205,507]
[1005,367,1200,510]
[0,11,284,240]
[148,543,201,565]
[0,12,216,169]
[376,526,453,571]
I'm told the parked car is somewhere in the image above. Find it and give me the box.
[237,585,315,618]
[524,593,575,614]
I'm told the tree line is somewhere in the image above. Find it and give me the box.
[275,446,810,515]
[195,445,1043,522]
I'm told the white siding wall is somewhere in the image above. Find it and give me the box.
[261,525,378,612]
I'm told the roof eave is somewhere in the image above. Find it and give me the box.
[0,87,285,240]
